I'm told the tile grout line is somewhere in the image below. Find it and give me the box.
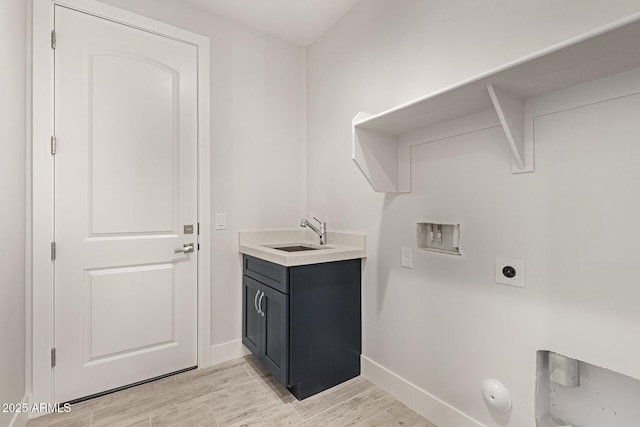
[297,380,377,423]
[344,392,397,427]
[241,365,253,377]
[212,410,220,427]
[288,403,305,422]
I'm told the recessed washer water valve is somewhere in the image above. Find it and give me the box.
[416,223,461,256]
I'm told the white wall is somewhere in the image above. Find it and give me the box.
[14,0,640,424]
[97,0,307,350]
[0,0,27,425]
[306,1,640,426]
[537,351,640,427]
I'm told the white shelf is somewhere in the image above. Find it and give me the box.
[353,14,640,193]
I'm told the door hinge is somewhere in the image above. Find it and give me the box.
[197,223,200,235]
[51,242,56,261]
[51,348,56,367]
[51,136,57,155]
[51,30,56,49]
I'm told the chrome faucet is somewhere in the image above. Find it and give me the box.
[300,217,326,245]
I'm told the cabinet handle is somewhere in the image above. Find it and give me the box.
[254,289,261,314]
[258,291,265,317]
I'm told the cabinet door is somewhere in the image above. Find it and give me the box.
[260,284,289,386]
[242,276,262,357]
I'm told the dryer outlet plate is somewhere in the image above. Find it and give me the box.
[496,257,525,288]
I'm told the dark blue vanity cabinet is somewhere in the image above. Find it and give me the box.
[242,254,362,400]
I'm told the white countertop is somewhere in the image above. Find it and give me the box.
[239,230,366,267]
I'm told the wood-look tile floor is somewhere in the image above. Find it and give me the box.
[27,356,437,427]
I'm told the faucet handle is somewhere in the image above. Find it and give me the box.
[313,217,326,233]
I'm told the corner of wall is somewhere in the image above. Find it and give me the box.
[210,340,251,367]
[7,394,30,427]
[301,47,309,217]
[24,0,34,408]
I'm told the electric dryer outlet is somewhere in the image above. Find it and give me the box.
[495,257,525,288]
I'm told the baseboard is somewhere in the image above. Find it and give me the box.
[210,339,250,366]
[361,355,485,427]
[8,394,29,427]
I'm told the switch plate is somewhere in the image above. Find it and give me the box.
[496,257,525,288]
[401,247,413,268]
[215,213,227,230]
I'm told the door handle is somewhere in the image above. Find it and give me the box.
[258,292,265,317]
[254,289,261,314]
[174,243,195,253]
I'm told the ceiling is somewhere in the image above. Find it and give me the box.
[177,0,363,46]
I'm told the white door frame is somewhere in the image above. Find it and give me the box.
[31,0,211,407]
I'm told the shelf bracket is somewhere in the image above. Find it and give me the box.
[487,84,533,173]
[352,112,409,193]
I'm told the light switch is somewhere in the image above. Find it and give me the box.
[216,213,227,230]
[401,247,413,268]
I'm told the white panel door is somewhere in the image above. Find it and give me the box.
[54,6,198,403]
